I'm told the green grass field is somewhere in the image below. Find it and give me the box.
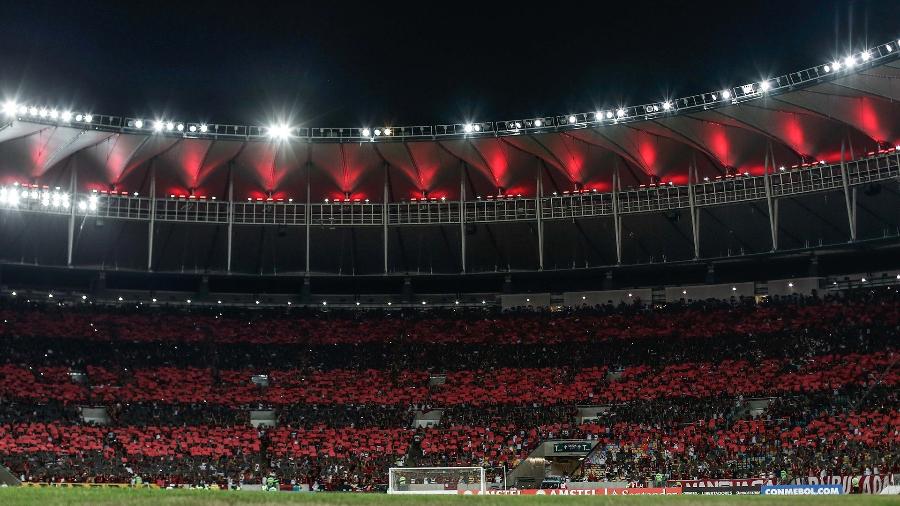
[0,488,895,506]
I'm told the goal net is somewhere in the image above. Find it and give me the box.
[387,467,487,494]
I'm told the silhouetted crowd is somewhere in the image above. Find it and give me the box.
[0,287,896,489]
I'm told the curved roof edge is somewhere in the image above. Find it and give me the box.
[3,38,899,143]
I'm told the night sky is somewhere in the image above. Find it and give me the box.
[0,0,896,128]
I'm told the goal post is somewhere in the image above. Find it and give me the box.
[387,467,487,494]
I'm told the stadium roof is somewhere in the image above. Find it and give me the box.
[0,42,898,279]
[0,43,898,200]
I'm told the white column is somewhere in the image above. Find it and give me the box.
[226,164,234,273]
[383,163,389,274]
[147,162,156,271]
[839,139,857,241]
[762,145,778,251]
[305,161,311,274]
[612,163,622,265]
[536,166,544,271]
[66,163,77,266]
[459,162,467,273]
[687,161,700,259]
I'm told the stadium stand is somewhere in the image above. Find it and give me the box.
[0,288,896,490]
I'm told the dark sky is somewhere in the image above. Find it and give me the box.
[0,0,896,128]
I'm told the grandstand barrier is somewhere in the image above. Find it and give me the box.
[796,475,897,494]
[563,289,652,307]
[762,485,844,495]
[21,482,159,488]
[683,486,761,495]
[500,293,552,310]
[460,487,683,495]
[767,277,821,296]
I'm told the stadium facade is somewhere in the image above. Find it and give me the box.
[0,40,899,300]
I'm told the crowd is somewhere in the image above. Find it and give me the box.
[0,288,895,489]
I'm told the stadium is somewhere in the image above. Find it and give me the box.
[0,2,899,504]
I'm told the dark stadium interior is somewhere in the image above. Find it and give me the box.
[0,0,898,499]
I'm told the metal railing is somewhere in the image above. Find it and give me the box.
[0,151,897,226]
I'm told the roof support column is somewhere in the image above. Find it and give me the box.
[226,162,234,273]
[459,162,467,274]
[536,165,544,271]
[612,162,622,265]
[383,162,389,274]
[763,143,778,251]
[687,160,700,260]
[305,160,311,274]
[66,162,77,267]
[840,139,857,242]
[147,160,156,272]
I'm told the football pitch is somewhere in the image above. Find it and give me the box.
[0,488,896,505]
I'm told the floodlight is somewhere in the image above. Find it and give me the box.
[84,114,93,123]
[133,119,143,129]
[361,128,371,137]
[199,124,208,133]
[153,121,164,132]
[534,119,542,127]
[463,124,473,133]
[267,124,291,139]
[568,115,576,124]
[2,101,16,116]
